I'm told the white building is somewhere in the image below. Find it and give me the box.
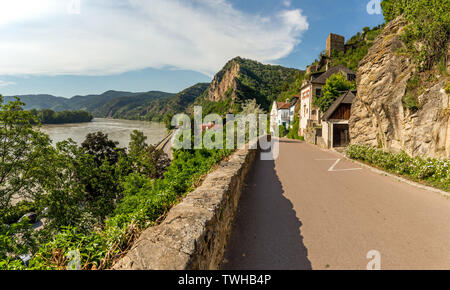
[299,65,355,136]
[321,91,355,148]
[270,97,298,134]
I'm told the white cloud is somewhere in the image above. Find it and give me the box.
[283,0,291,8]
[0,0,309,76]
[0,80,16,87]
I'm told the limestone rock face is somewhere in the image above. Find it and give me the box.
[349,17,450,159]
[207,61,240,102]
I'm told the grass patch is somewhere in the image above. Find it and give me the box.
[402,75,421,111]
[402,93,420,111]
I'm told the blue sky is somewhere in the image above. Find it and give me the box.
[0,0,384,98]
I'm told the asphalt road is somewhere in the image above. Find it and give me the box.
[222,139,450,270]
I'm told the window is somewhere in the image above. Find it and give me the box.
[312,110,316,115]
[315,88,322,97]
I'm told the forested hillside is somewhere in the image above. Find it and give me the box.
[92,91,175,118]
[5,85,206,126]
[6,90,174,114]
[4,94,71,111]
[70,90,174,113]
[96,83,209,124]
[195,57,303,115]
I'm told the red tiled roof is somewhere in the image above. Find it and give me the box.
[276,102,292,110]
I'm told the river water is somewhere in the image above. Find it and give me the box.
[40,118,168,148]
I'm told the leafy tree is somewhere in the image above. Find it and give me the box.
[286,114,301,140]
[128,130,148,158]
[0,218,36,264]
[39,133,130,229]
[81,132,125,166]
[77,154,126,221]
[79,133,129,220]
[128,130,170,179]
[313,73,356,112]
[41,138,130,231]
[0,96,53,264]
[38,140,89,231]
[278,125,286,137]
[138,145,171,179]
[240,99,266,116]
[0,96,52,213]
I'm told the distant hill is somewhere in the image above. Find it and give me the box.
[69,90,144,112]
[4,94,71,111]
[96,83,210,122]
[91,91,175,118]
[4,90,175,116]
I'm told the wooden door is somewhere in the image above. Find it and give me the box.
[333,124,350,147]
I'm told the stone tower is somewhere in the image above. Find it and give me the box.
[326,33,345,57]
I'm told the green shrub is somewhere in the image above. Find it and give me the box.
[406,75,421,91]
[313,73,356,112]
[278,125,286,137]
[438,56,449,76]
[381,0,450,71]
[347,145,449,191]
[1,201,38,225]
[0,218,36,267]
[15,130,234,270]
[402,93,420,111]
[402,75,422,111]
[29,227,107,270]
[286,114,301,140]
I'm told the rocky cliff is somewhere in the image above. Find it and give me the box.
[207,60,240,102]
[196,57,302,114]
[349,17,450,159]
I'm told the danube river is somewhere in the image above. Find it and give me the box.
[40,118,168,147]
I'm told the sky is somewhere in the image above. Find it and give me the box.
[0,0,384,98]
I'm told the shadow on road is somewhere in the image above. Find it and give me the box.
[221,152,312,270]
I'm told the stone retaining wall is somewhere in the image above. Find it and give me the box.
[113,146,258,270]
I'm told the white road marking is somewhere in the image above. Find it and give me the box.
[316,158,362,172]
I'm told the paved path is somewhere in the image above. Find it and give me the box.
[222,139,450,270]
[156,131,174,160]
